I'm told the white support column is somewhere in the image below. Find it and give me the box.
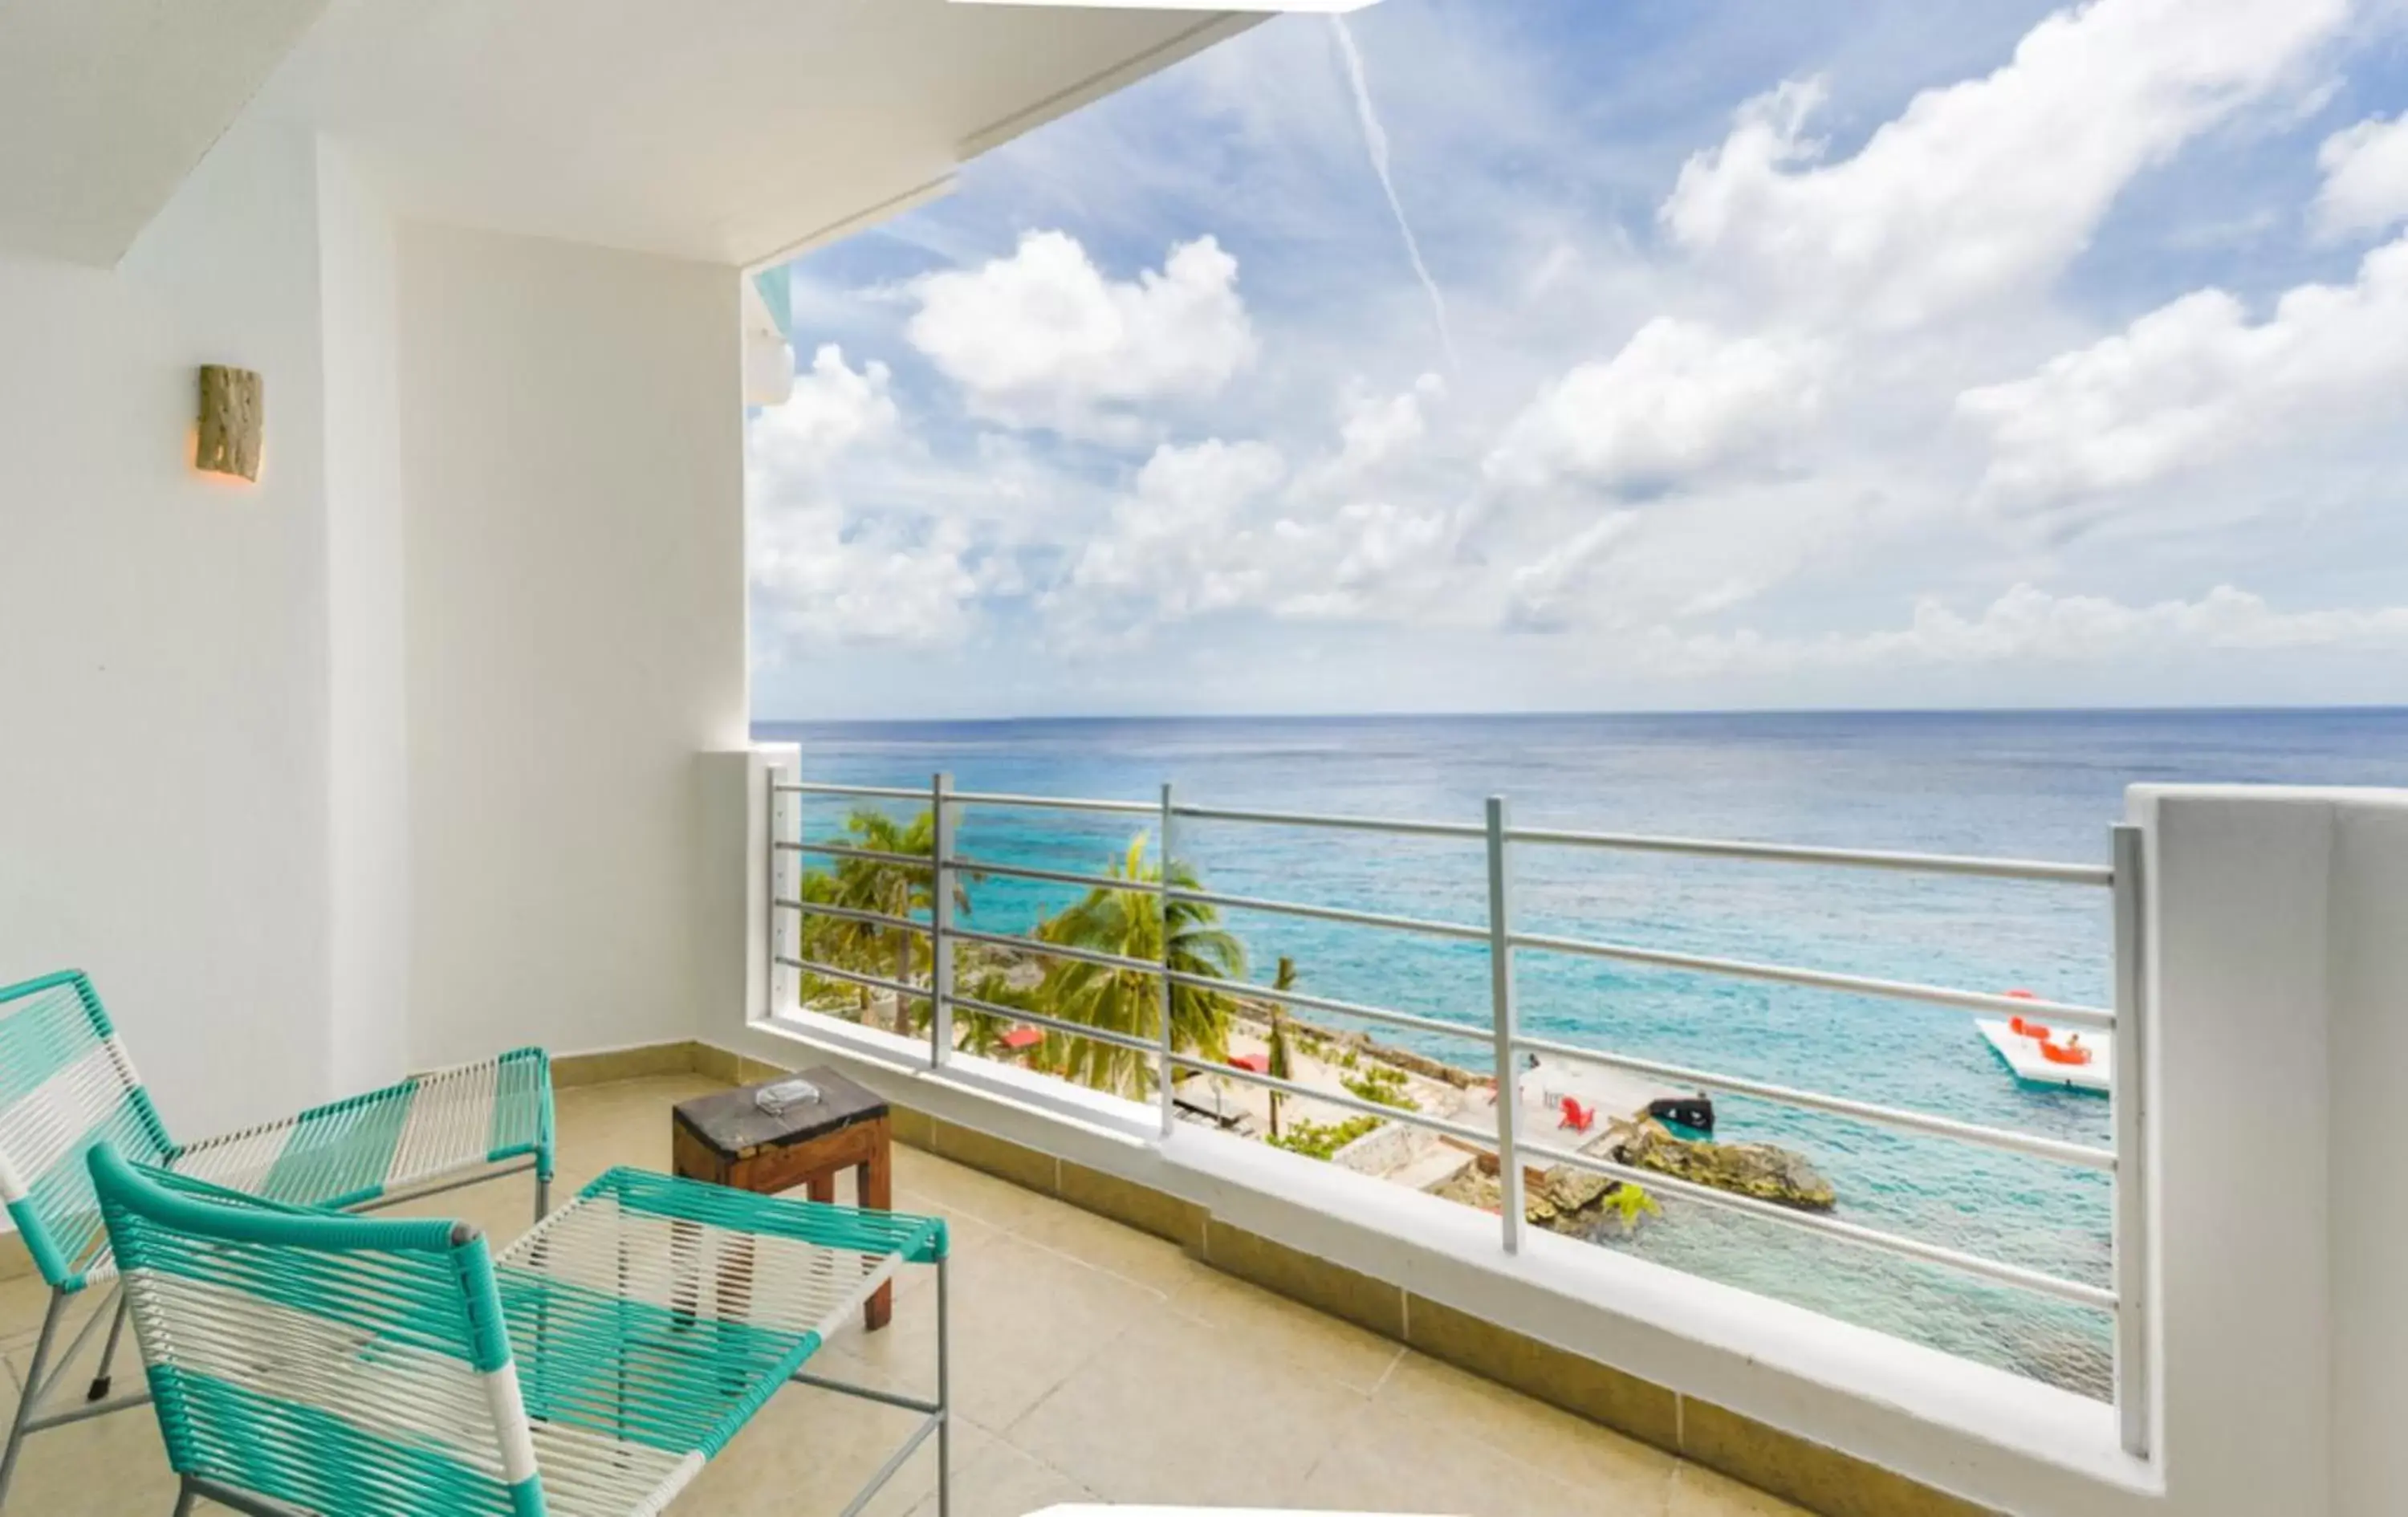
[930,771,956,1070]
[769,759,800,1017]
[1486,795,1526,1254]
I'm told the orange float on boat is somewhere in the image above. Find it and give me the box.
[2040,1037,2094,1066]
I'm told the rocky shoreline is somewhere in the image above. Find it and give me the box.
[945,940,1841,1220]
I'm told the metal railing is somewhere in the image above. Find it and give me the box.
[767,767,2150,1457]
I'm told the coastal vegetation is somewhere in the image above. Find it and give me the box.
[797,811,1240,1096]
[793,807,1821,1233]
[1268,1114,1382,1159]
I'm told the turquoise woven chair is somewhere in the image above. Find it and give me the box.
[0,969,554,1507]
[88,1145,950,1517]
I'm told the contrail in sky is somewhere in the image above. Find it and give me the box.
[1331,15,1458,373]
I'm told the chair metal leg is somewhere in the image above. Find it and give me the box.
[935,1253,950,1517]
[0,1289,67,1511]
[169,1475,196,1517]
[535,1171,551,1224]
[87,1292,131,1401]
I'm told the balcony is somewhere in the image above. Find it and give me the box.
[2,1069,1811,1517]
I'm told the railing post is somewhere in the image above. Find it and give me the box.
[1487,795,1526,1253]
[770,761,800,1016]
[2111,822,2150,1458]
[929,771,956,1071]
[1158,781,1178,1141]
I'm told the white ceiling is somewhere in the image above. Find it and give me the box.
[0,0,330,266]
[251,0,1263,268]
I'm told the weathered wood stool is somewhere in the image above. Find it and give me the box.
[672,1065,897,1328]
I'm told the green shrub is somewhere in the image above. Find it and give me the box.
[1342,1064,1418,1111]
[1267,1114,1383,1160]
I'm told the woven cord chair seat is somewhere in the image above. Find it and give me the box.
[496,1169,944,1515]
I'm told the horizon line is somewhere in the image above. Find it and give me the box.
[752,700,2408,727]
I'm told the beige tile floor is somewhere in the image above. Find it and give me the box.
[0,1075,1804,1517]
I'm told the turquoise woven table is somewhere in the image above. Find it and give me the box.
[89,1149,950,1517]
[0,969,555,1511]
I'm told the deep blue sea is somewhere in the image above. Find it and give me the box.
[753,707,2408,1396]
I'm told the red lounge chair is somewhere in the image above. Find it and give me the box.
[1000,1027,1043,1052]
[1229,1051,1270,1074]
[1560,1096,1596,1132]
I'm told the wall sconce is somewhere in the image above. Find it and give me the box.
[196,365,263,481]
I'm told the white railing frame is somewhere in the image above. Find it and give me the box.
[765,771,2150,1455]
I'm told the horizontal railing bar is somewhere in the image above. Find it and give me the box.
[785,785,2107,887]
[949,925,1160,977]
[1506,826,2113,885]
[1509,930,2116,1030]
[942,854,1158,896]
[781,841,933,869]
[947,990,1161,1055]
[1172,803,1486,841]
[1165,1051,1497,1145]
[1514,1033,2115,1171]
[1169,887,1488,943]
[778,782,928,802]
[1517,1137,2117,1310]
[774,899,931,937]
[776,957,929,1003]
[1171,970,1491,1047]
[949,788,1158,817]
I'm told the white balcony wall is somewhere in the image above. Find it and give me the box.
[395,219,746,1071]
[0,114,747,1135]
[0,115,336,1138]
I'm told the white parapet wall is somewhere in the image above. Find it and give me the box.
[2132,785,2408,1517]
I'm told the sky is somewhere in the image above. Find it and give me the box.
[746,0,2408,720]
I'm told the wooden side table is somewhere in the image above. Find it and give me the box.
[671,1066,896,1329]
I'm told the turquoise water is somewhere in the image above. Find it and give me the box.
[755,708,2408,1395]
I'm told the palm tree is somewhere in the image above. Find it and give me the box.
[1029,834,1244,1096]
[810,807,971,1032]
[957,969,1037,1062]
[1266,956,1298,1138]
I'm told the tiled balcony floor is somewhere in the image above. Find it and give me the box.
[1,1074,1803,1516]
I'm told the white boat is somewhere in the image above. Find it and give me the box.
[1976,1016,2111,1094]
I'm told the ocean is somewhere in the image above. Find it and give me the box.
[753,707,2408,1397]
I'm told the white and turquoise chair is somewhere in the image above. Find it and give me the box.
[0,968,555,1506]
[88,1145,950,1516]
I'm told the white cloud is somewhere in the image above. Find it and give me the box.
[1958,234,2408,526]
[1503,513,1642,632]
[1054,433,1461,637]
[1660,0,2347,327]
[1486,319,1821,492]
[1061,439,1289,624]
[746,346,982,649]
[750,507,982,650]
[1296,374,1444,498]
[2314,113,2408,238]
[905,231,1258,440]
[1636,584,2408,676]
[747,344,898,477]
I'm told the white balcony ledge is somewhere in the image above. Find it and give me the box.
[726,1008,2155,1517]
